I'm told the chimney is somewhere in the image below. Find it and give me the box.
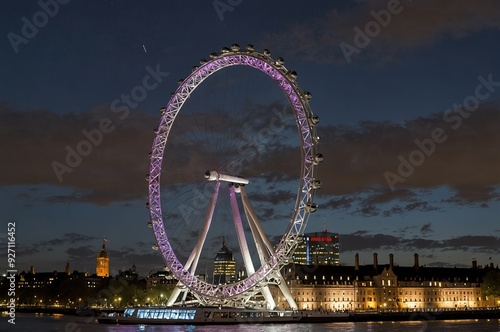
[472,260,477,269]
[30,266,35,274]
[389,253,394,269]
[414,253,419,269]
[355,253,359,270]
[373,252,378,269]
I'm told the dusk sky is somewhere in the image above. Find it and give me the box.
[1,1,499,278]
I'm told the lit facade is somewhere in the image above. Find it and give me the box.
[271,253,497,310]
[96,242,110,277]
[213,239,236,284]
[293,231,340,266]
[147,270,177,290]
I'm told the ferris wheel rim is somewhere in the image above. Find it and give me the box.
[147,45,321,301]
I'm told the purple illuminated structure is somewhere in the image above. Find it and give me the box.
[147,44,322,309]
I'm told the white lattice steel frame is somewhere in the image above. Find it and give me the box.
[148,47,320,305]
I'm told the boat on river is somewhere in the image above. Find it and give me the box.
[97,306,303,325]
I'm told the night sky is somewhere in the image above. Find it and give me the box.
[1,0,499,278]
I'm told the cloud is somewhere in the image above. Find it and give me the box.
[340,233,401,251]
[425,261,467,268]
[339,231,500,254]
[323,195,357,210]
[442,235,500,252]
[382,201,439,217]
[66,245,96,260]
[316,102,500,205]
[261,0,500,64]
[0,103,157,205]
[14,233,100,258]
[2,98,499,212]
[420,223,433,234]
[249,190,295,204]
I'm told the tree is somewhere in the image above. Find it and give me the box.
[482,270,500,306]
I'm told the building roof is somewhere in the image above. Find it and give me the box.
[97,243,109,258]
[214,238,234,262]
[287,263,495,284]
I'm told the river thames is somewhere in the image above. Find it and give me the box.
[1,314,499,332]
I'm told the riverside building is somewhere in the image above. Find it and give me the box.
[272,253,498,311]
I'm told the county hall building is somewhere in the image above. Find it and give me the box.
[272,252,498,311]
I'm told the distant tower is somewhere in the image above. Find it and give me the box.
[213,237,236,284]
[96,242,110,277]
[65,262,71,275]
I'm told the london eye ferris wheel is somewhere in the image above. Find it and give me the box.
[147,44,323,309]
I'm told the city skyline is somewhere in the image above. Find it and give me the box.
[1,1,499,277]
[12,234,496,279]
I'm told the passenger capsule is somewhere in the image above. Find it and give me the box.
[262,49,271,57]
[231,43,240,52]
[192,66,199,72]
[276,57,285,66]
[309,115,320,125]
[305,203,318,213]
[311,180,322,189]
[313,153,324,164]
[221,46,230,53]
[200,59,207,64]
[286,70,297,80]
[152,244,159,250]
[209,52,218,59]
[159,107,166,114]
[147,221,152,228]
[246,44,254,52]
[303,91,312,100]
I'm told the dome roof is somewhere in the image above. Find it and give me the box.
[214,238,234,262]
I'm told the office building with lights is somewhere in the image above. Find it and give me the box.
[293,230,340,266]
[213,238,236,284]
